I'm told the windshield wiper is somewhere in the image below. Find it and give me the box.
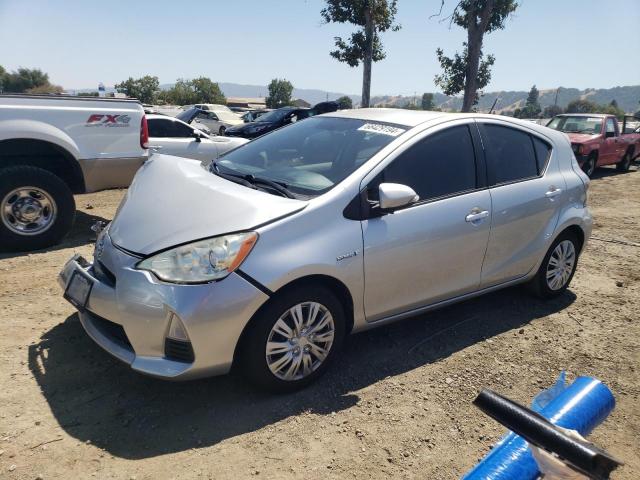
[210,162,295,198]
[244,175,296,199]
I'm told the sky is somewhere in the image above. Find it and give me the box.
[1,0,639,96]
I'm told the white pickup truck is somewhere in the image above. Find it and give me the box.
[0,94,148,251]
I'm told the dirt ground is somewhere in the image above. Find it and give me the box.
[1,165,638,480]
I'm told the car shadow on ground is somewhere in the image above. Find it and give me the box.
[29,286,575,460]
[591,164,638,179]
[0,210,107,260]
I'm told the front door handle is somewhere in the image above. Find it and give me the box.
[545,187,562,199]
[465,209,490,223]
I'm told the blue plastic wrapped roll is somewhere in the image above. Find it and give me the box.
[462,376,615,480]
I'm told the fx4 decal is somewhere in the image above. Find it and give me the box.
[85,114,131,127]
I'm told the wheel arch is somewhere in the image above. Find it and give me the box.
[232,273,355,367]
[0,138,85,193]
[556,224,586,254]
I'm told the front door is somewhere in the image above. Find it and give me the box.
[362,123,491,321]
[600,117,620,165]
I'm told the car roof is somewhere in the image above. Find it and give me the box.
[554,113,610,118]
[324,108,451,127]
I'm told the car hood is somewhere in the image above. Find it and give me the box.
[565,133,600,143]
[108,154,307,255]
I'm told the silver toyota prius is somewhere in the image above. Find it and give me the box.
[59,109,592,391]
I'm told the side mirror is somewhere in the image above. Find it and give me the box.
[192,131,203,142]
[378,183,419,210]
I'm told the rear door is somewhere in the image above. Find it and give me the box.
[147,118,218,161]
[477,121,565,287]
[362,122,492,321]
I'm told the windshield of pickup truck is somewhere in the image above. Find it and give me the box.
[547,116,603,134]
[211,117,404,197]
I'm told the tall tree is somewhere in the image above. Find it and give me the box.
[321,0,400,108]
[114,75,159,104]
[421,92,436,110]
[266,78,294,108]
[434,0,518,112]
[0,65,6,93]
[3,67,52,93]
[517,84,541,118]
[336,95,354,109]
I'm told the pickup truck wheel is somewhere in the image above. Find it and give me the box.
[0,166,75,252]
[581,154,596,178]
[616,151,632,172]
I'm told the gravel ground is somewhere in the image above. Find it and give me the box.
[0,164,638,479]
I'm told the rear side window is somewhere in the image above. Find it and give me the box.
[481,124,538,185]
[381,125,477,201]
[532,137,552,173]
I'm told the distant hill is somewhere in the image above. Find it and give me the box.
[70,82,640,113]
[372,86,640,113]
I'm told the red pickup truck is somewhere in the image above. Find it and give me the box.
[546,113,640,177]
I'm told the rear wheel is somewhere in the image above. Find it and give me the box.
[616,150,632,172]
[528,231,580,299]
[239,285,345,392]
[582,153,597,177]
[0,166,75,251]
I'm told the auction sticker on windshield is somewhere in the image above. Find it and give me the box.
[358,123,406,137]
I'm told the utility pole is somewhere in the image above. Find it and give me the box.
[554,87,560,106]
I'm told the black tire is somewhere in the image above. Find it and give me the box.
[528,231,580,299]
[582,153,597,178]
[0,166,75,252]
[616,150,632,172]
[239,285,346,392]
[219,126,226,136]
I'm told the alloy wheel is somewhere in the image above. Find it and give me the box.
[546,240,576,290]
[265,301,335,381]
[1,186,57,236]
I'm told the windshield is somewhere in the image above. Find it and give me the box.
[255,108,294,123]
[212,117,406,197]
[546,116,603,134]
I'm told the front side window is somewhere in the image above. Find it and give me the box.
[481,124,538,185]
[605,118,616,135]
[376,125,477,202]
[148,119,193,138]
[213,117,405,196]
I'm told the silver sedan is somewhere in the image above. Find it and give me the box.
[59,109,592,391]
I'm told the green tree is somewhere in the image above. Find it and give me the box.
[0,65,6,93]
[336,95,354,109]
[190,77,226,104]
[609,99,618,109]
[3,67,51,93]
[266,78,294,108]
[421,92,436,110]
[321,0,400,108]
[565,99,600,114]
[542,104,563,118]
[516,84,541,118]
[434,0,518,112]
[25,83,64,94]
[114,75,159,103]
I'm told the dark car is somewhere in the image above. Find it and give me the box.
[224,107,312,139]
[225,102,340,139]
[240,109,272,123]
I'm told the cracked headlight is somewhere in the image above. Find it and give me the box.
[137,232,258,284]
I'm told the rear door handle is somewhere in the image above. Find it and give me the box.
[149,145,163,150]
[545,187,562,199]
[465,209,490,223]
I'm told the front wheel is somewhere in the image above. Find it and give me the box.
[218,126,226,136]
[581,154,596,178]
[239,285,345,392]
[0,166,75,252]
[528,231,580,299]
[616,151,632,172]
